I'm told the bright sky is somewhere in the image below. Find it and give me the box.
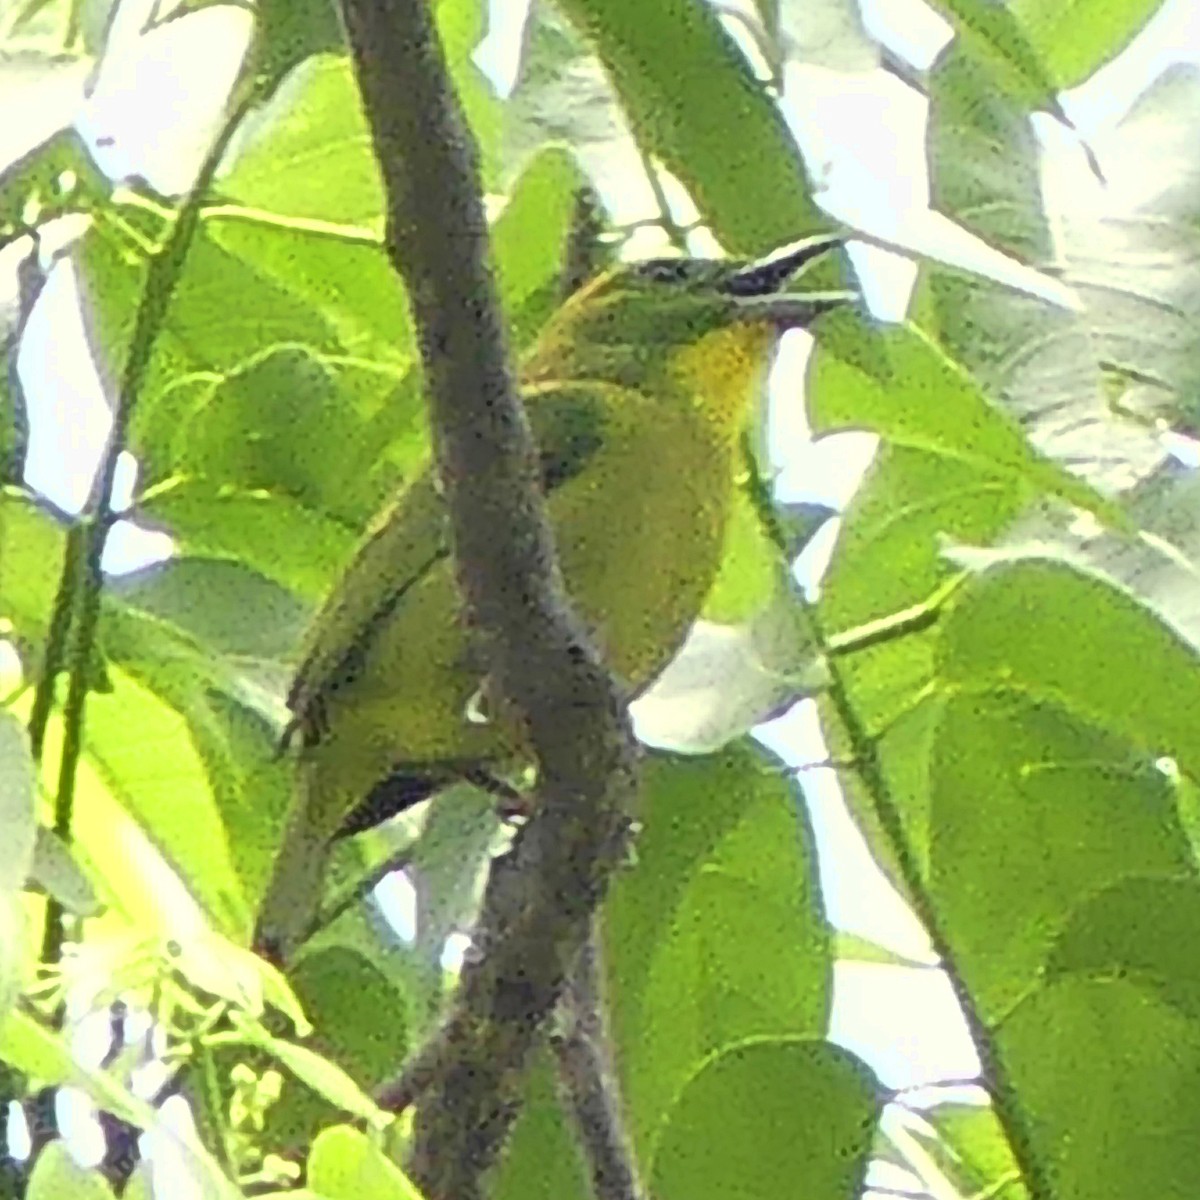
[11,0,1200,1187]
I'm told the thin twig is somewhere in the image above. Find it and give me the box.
[552,932,645,1200]
[817,644,1050,1198]
[38,89,257,967]
[635,146,690,253]
[744,445,1049,1196]
[27,524,83,764]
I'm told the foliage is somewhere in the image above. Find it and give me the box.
[0,0,1195,1197]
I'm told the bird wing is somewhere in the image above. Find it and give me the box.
[284,380,629,743]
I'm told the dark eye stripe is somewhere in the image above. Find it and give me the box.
[636,258,696,284]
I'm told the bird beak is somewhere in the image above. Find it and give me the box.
[721,232,859,327]
[721,232,844,296]
[732,289,859,326]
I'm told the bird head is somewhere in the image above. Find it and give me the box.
[521,232,858,391]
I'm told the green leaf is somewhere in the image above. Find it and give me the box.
[139,484,357,604]
[227,7,500,223]
[151,147,589,554]
[0,489,69,676]
[203,222,415,366]
[1009,0,1162,90]
[927,687,1193,1021]
[888,1101,1028,1200]
[29,827,101,917]
[51,680,246,935]
[0,1010,243,1199]
[1002,975,1200,1198]
[1034,464,1200,634]
[1046,66,1200,440]
[0,1008,74,1083]
[77,647,285,940]
[833,930,936,969]
[253,1028,391,1130]
[222,55,385,227]
[78,215,342,488]
[649,1039,881,1200]
[16,561,269,945]
[864,690,941,872]
[936,558,1200,786]
[0,711,35,892]
[918,47,1165,492]
[0,713,35,1022]
[168,347,402,528]
[824,438,979,725]
[1046,875,1200,1022]
[109,556,305,665]
[0,109,103,236]
[925,0,1060,110]
[142,350,422,543]
[931,558,1200,1021]
[0,250,41,487]
[492,1051,591,1200]
[261,947,413,1153]
[306,1125,420,1200]
[253,0,344,99]
[491,145,590,348]
[925,47,1051,265]
[703,480,779,624]
[25,1142,116,1200]
[552,0,827,252]
[603,745,830,1162]
[812,317,1119,525]
[811,313,1120,735]
[941,467,1200,702]
[817,687,945,917]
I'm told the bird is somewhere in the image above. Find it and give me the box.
[252,233,855,963]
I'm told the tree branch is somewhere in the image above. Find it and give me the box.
[337,3,640,1197]
[552,931,645,1200]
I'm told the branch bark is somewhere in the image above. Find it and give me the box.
[337,3,641,1197]
[552,931,646,1200]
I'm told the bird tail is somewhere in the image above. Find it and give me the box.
[253,762,522,965]
[252,758,345,966]
[332,771,441,839]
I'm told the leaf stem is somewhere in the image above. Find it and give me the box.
[27,524,84,763]
[814,620,1052,1199]
[635,147,690,253]
[38,90,257,968]
[826,572,968,657]
[742,445,1050,1197]
[115,189,384,247]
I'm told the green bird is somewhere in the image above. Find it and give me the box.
[253,234,853,963]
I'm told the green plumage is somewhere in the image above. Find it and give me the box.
[253,241,851,962]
